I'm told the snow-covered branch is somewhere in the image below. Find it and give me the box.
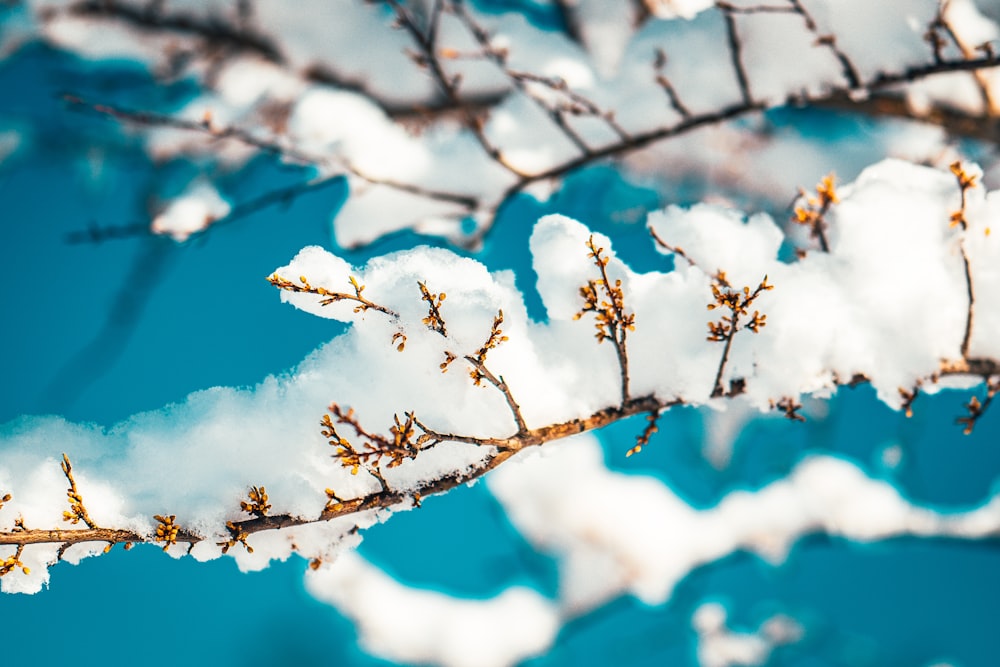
[2,158,1000,594]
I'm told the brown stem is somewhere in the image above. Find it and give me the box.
[934,1,998,114]
[960,246,975,357]
[718,3,754,105]
[595,255,631,405]
[711,320,739,397]
[463,356,529,434]
[786,0,861,89]
[268,274,399,318]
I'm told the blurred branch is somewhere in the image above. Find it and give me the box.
[64,0,284,62]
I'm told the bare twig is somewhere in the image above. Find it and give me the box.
[386,0,530,178]
[949,161,978,357]
[717,2,755,105]
[786,0,861,89]
[552,0,584,44]
[654,49,692,118]
[451,2,631,145]
[771,396,806,421]
[931,0,999,114]
[65,0,284,62]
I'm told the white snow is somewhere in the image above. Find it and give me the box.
[305,551,560,667]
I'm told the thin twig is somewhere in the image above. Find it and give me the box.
[786,0,861,89]
[463,356,529,433]
[949,161,978,357]
[717,2,754,105]
[63,95,480,211]
[648,225,696,266]
[386,0,531,178]
[654,49,692,118]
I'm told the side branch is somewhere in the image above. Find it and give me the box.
[463,356,528,434]
[949,161,978,357]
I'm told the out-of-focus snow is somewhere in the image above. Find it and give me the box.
[306,551,560,667]
[693,602,803,667]
[488,434,1000,612]
[150,181,231,241]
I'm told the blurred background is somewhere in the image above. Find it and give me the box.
[3,2,1000,666]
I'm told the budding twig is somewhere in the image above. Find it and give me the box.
[956,377,1000,435]
[240,486,271,517]
[648,225,696,267]
[463,357,528,435]
[575,236,635,405]
[419,281,449,337]
[771,396,806,422]
[899,385,919,418]
[322,406,429,492]
[707,274,773,397]
[627,410,661,457]
[268,274,398,317]
[61,454,98,530]
[792,173,838,253]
